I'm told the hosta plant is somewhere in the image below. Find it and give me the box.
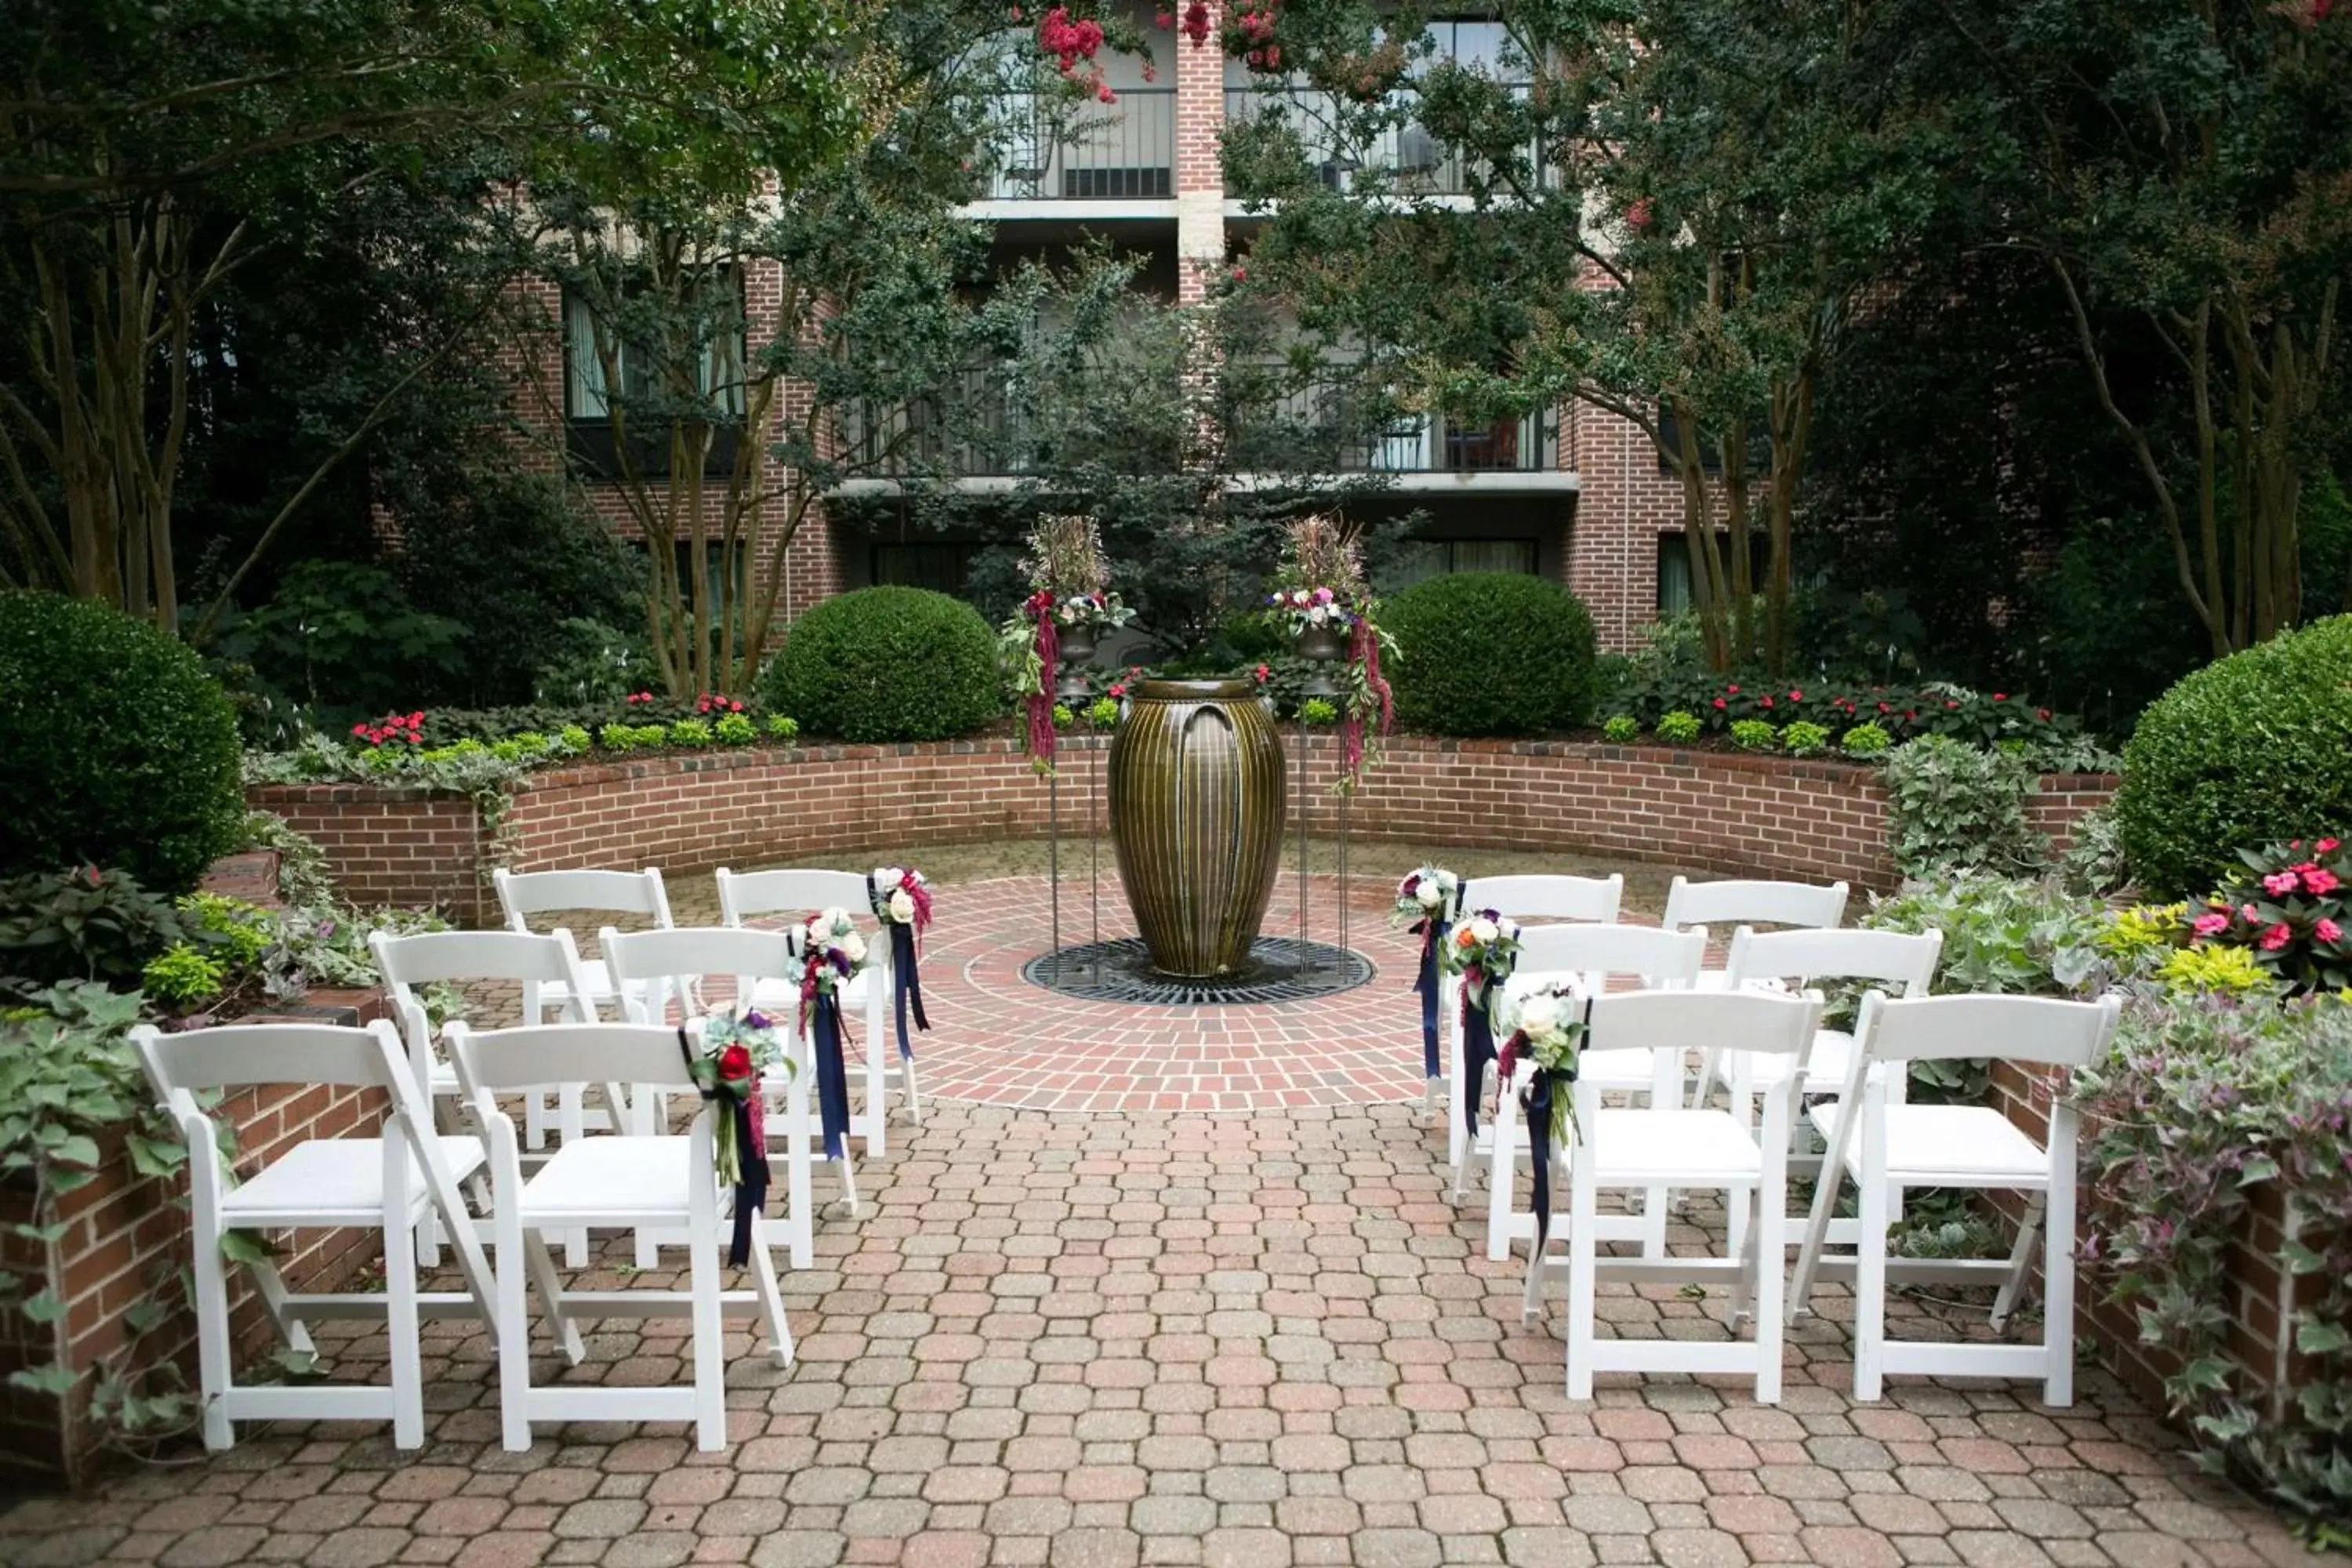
[1730,719,1777,752]
[1602,715,1639,742]
[1655,710,1701,744]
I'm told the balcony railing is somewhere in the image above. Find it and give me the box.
[983,88,1175,201]
[1231,365,1560,475]
[1223,85,1553,200]
[837,371,1026,479]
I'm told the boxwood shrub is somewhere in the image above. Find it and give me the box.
[764,587,1001,743]
[1383,575,1599,736]
[2118,615,2352,897]
[0,592,245,893]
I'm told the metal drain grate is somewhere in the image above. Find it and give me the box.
[1022,937,1375,1006]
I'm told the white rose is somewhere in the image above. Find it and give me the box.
[841,931,868,964]
[873,866,901,887]
[1437,870,1458,891]
[1291,589,1311,607]
[888,888,916,922]
[1469,916,1499,946]
[1308,604,1328,625]
[1515,992,1562,1034]
[803,918,828,948]
[1416,882,1443,909]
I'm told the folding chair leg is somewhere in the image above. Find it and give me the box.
[1753,1161,1788,1405]
[247,1252,317,1356]
[1853,1167,1891,1403]
[1640,1181,1671,1259]
[194,1219,236,1450]
[1990,1195,2045,1334]
[525,1090,550,1152]
[687,1221,727,1452]
[745,1211,797,1367]
[835,1154,860,1216]
[1566,1166,1599,1400]
[782,1080,814,1269]
[383,1204,425,1449]
[1423,1075,1442,1125]
[900,1058,924,1126]
[863,1008,888,1160]
[521,1230,586,1365]
[495,1211,535,1452]
[559,1086,590,1268]
[2044,1131,2079,1406]
[1522,1230,1548,1323]
[1450,1064,1487,1203]
[1484,1078,1519,1261]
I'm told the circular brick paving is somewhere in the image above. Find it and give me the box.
[904,873,1428,1114]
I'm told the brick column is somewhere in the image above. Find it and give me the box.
[1174,5,1226,305]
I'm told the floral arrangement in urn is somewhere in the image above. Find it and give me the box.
[1002,515,1131,775]
[1266,514,1395,794]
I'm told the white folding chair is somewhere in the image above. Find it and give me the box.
[602,925,845,1269]
[716,867,908,1156]
[1522,989,1823,1403]
[132,1020,497,1450]
[1702,926,1944,1261]
[370,929,595,1265]
[492,867,677,1151]
[1457,923,1707,1261]
[1661,877,1849,989]
[447,1022,796,1453]
[1788,992,2122,1404]
[1444,873,1624,1167]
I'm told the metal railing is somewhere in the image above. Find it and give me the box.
[1222,84,1553,199]
[837,369,1027,478]
[983,88,1176,201]
[1229,364,1559,474]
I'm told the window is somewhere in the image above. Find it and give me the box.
[872,543,975,596]
[563,281,746,479]
[1388,537,1541,589]
[1656,532,1769,614]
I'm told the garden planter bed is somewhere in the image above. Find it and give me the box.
[248,735,2116,921]
[0,990,394,1489]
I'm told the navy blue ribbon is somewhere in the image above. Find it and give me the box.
[811,992,853,1162]
[727,1095,768,1266]
[1461,992,1497,1138]
[888,923,928,1062]
[1526,1068,1557,1242]
[1410,918,1448,1079]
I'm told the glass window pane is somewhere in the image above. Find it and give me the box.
[564,292,611,418]
[1450,539,1537,575]
[1657,536,1693,615]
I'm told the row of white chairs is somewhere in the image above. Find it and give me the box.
[1436,872,2115,1409]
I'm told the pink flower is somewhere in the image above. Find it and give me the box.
[1712,698,1727,710]
[2242,903,2262,923]
[2038,708,2052,720]
[1726,684,1740,695]
[2304,868,2342,896]
[2263,871,2299,897]
[2318,837,2342,853]
[1993,692,2007,702]
[2260,922,2294,952]
[2192,913,2230,937]
[2317,918,2345,946]
[1760,695,1775,710]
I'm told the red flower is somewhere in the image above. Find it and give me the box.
[1788,689,1803,702]
[1992,693,2007,702]
[1109,682,1127,699]
[1232,265,1248,282]
[407,712,424,727]
[1155,8,1171,23]
[351,722,368,737]
[1760,695,1775,710]
[1254,664,1271,684]
[1726,684,1740,695]
[1712,698,1727,710]
[2038,708,2052,720]
[1944,699,1959,710]
[1877,702,1890,713]
[2319,837,2343,854]
[717,1044,754,1082]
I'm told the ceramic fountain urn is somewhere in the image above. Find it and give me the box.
[1107,678,1287,977]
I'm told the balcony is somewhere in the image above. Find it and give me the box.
[978,89,1176,205]
[1223,85,1553,201]
[1229,365,1563,479]
[836,372,1026,482]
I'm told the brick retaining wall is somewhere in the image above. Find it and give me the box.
[246,738,2119,921]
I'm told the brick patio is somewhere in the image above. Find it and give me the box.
[0,873,2306,1566]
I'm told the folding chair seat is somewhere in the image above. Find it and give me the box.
[132,1020,496,1450]
[1455,922,1707,1261]
[1788,992,2122,1404]
[717,866,916,1153]
[1443,873,1624,1160]
[447,1022,795,1452]
[1660,877,1849,989]
[493,867,677,1150]
[603,924,847,1269]
[1522,989,1822,1403]
[372,928,597,1264]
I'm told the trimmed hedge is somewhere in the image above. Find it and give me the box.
[764,586,1000,743]
[2117,615,2352,897]
[1383,575,1600,736]
[0,592,245,893]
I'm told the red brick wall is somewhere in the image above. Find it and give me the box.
[0,1067,391,1487]
[249,739,2118,923]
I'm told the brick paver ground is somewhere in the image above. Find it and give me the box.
[0,861,2306,1566]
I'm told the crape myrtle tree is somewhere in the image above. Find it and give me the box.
[1216,0,1955,673]
[0,0,859,633]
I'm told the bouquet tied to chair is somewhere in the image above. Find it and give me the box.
[1497,982,1591,1241]
[678,1006,788,1262]
[868,866,933,1063]
[1393,865,1462,1081]
[793,908,871,1163]
[1441,909,1521,1135]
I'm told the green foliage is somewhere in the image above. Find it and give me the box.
[765,714,800,742]
[0,593,244,893]
[1602,715,1640,743]
[2057,802,2132,897]
[2118,617,2352,898]
[0,868,187,989]
[714,713,757,744]
[2073,997,2352,1531]
[1780,720,1831,756]
[1086,697,1120,729]
[2183,840,2352,996]
[1881,737,2047,879]
[765,587,1000,744]
[1382,575,1599,737]
[529,619,657,708]
[1730,720,1777,752]
[1841,722,1892,759]
[2154,943,2281,1000]
[1655,710,1702,744]
[1299,697,1340,728]
[177,895,271,970]
[558,723,593,752]
[212,561,466,721]
[140,946,227,1008]
[668,719,712,748]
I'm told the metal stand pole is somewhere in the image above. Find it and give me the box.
[1090,736,1102,985]
[1338,786,1350,961]
[1294,720,1309,971]
[1048,766,1061,988]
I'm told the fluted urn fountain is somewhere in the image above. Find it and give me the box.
[1106,679,1287,978]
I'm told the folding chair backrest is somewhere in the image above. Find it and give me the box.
[1461,873,1623,925]
[135,1020,409,1125]
[372,928,587,991]
[1663,877,1848,934]
[1724,926,1942,995]
[1512,923,1706,990]
[1860,992,2122,1069]
[446,1022,699,1098]
[494,868,673,933]
[716,867,870,927]
[1588,987,1821,1062]
[603,925,799,1021]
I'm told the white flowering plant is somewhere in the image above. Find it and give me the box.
[796,907,871,998]
[1497,983,1588,1142]
[1439,909,1521,1010]
[1392,866,1461,930]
